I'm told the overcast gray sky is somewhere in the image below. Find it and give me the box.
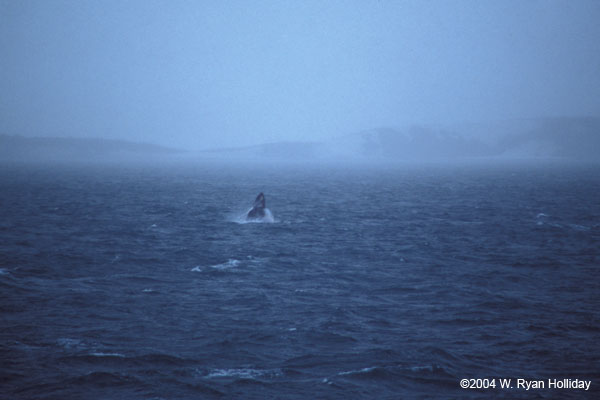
[1,0,599,150]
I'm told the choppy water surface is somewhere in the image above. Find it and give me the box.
[1,162,599,399]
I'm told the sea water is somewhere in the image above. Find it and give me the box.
[1,161,598,399]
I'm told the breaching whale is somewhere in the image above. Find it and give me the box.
[246,193,266,220]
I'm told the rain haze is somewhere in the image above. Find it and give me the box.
[1,0,600,158]
[2,2,600,399]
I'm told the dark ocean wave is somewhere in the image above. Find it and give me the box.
[1,163,599,399]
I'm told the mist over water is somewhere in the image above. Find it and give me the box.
[2,1,600,151]
[1,116,599,165]
[1,1,600,398]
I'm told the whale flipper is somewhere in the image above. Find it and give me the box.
[246,193,266,219]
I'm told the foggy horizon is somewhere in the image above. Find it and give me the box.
[2,0,600,153]
[2,2,599,397]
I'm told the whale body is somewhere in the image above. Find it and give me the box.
[246,193,266,220]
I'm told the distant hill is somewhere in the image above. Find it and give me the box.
[332,117,600,161]
[201,117,600,163]
[0,135,182,163]
[497,117,600,159]
[328,126,494,160]
[201,141,326,161]
[3,117,598,164]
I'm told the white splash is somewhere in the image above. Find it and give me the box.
[231,208,276,224]
[57,338,85,350]
[210,259,241,270]
[191,259,241,272]
[410,365,435,372]
[337,366,377,376]
[204,368,281,379]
